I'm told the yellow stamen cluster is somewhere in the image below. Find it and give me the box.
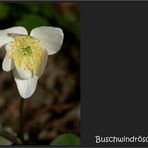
[9,35,45,74]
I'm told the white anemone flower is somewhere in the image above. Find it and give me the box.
[0,26,64,99]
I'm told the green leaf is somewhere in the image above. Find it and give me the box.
[23,3,40,13]
[0,137,12,145]
[63,14,78,23]
[50,133,80,146]
[56,13,78,28]
[56,13,80,40]
[41,4,56,19]
[73,22,80,40]
[0,3,10,20]
[15,14,49,33]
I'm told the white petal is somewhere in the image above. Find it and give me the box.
[14,62,32,79]
[2,45,13,72]
[0,26,28,48]
[35,50,48,77]
[13,69,38,99]
[30,26,64,55]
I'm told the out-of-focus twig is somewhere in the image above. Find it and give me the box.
[0,130,22,144]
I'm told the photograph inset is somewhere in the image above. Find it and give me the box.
[0,2,80,146]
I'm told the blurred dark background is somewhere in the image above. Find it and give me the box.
[0,2,80,144]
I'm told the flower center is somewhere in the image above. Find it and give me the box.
[9,35,46,74]
[22,46,32,56]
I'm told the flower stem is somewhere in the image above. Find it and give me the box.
[19,97,25,143]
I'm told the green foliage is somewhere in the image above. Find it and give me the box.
[23,3,41,13]
[56,13,80,40]
[0,126,16,145]
[23,3,56,18]
[0,3,10,20]
[0,2,80,41]
[15,14,49,33]
[50,133,80,146]
[0,137,12,145]
[41,4,56,19]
